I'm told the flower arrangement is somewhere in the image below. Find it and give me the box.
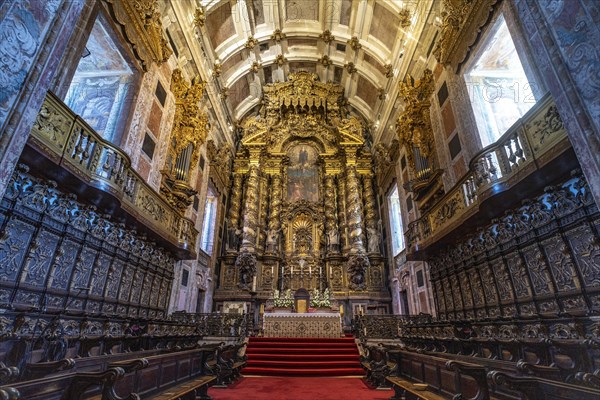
[310,288,331,308]
[273,289,293,308]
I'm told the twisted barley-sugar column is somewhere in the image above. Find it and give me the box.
[228,173,243,228]
[324,174,337,239]
[345,165,365,253]
[363,173,378,230]
[258,173,269,250]
[336,174,348,251]
[241,164,260,251]
[357,177,367,247]
[268,173,283,232]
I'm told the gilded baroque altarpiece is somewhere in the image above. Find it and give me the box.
[214,72,390,308]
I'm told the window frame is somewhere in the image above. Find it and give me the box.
[54,8,142,147]
[460,4,544,149]
[387,183,405,256]
[200,185,218,256]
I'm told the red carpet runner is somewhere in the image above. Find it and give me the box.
[209,377,390,400]
[242,336,364,376]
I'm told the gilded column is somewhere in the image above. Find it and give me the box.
[345,165,366,253]
[268,173,283,233]
[241,164,260,251]
[363,173,380,254]
[324,174,338,252]
[336,175,348,252]
[226,172,243,252]
[258,172,268,251]
[228,173,243,228]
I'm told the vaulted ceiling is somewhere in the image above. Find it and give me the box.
[162,0,440,146]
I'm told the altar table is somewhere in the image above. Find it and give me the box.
[262,312,342,338]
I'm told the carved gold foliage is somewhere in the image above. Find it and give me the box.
[169,68,208,170]
[250,61,261,73]
[193,7,206,28]
[434,0,499,70]
[347,36,362,51]
[398,8,412,28]
[345,62,357,74]
[384,64,394,79]
[396,69,435,165]
[275,54,287,66]
[212,61,222,78]
[319,55,332,67]
[319,30,335,43]
[245,36,259,49]
[271,29,286,42]
[103,0,172,70]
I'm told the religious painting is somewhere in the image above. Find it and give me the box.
[287,144,319,202]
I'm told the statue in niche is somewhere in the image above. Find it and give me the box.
[348,254,369,291]
[298,258,307,273]
[226,225,243,251]
[367,227,381,254]
[327,229,340,252]
[236,251,257,290]
[266,228,281,252]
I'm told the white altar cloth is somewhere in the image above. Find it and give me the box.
[262,312,342,338]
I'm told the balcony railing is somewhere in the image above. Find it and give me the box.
[28,91,198,256]
[405,93,569,253]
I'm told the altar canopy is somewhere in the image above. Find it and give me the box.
[263,312,342,338]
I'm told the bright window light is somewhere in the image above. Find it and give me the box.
[388,184,405,256]
[464,15,537,147]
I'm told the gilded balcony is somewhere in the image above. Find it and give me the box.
[406,93,573,257]
[24,91,198,259]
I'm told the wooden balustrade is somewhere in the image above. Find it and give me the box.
[28,91,197,257]
[405,93,570,253]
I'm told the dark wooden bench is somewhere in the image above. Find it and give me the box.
[7,366,136,400]
[108,346,218,399]
[488,370,600,400]
[360,343,397,388]
[386,376,447,400]
[205,342,246,387]
[146,375,215,400]
[386,349,504,400]
[22,358,76,380]
[89,357,215,400]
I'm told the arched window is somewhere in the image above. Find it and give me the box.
[464,14,539,147]
[64,15,137,143]
[200,185,218,255]
[388,184,405,256]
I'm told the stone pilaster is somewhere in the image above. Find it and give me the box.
[514,0,600,206]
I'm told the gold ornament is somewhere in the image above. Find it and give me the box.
[270,29,286,42]
[245,36,259,49]
[398,8,412,28]
[396,69,435,167]
[275,54,288,66]
[193,7,206,28]
[347,36,362,51]
[319,30,335,43]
